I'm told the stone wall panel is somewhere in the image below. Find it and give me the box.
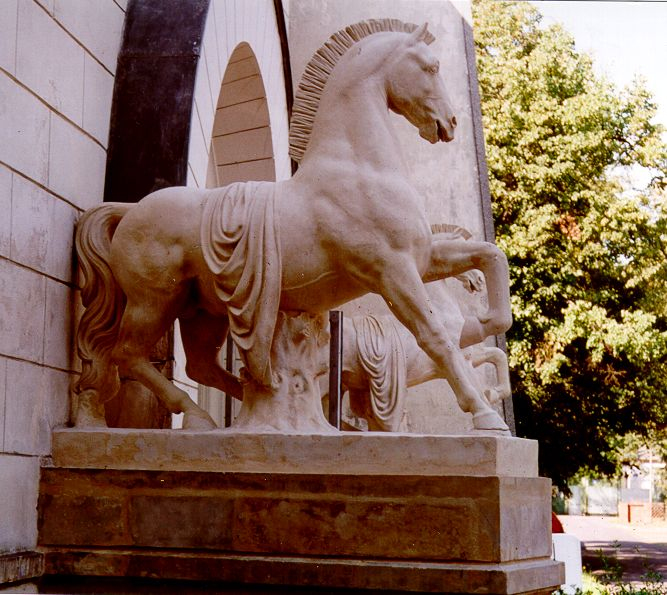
[43,367,71,434]
[0,74,50,185]
[44,279,74,371]
[52,0,124,74]
[82,53,114,145]
[0,358,6,449]
[0,166,11,257]
[48,114,106,210]
[129,495,234,549]
[4,359,48,455]
[0,0,18,74]
[0,454,39,551]
[0,259,46,363]
[16,0,85,125]
[10,174,51,273]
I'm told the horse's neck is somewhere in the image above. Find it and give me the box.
[303,75,407,173]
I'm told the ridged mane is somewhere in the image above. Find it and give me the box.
[289,19,435,164]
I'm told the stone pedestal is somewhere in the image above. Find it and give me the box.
[39,429,563,593]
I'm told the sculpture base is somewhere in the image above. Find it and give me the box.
[43,551,562,594]
[39,430,563,594]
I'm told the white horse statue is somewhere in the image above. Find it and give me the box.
[74,20,512,432]
[326,226,512,432]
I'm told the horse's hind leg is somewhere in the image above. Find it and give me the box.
[112,301,217,430]
[178,310,243,399]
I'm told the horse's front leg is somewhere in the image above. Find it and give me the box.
[424,238,512,347]
[374,261,508,432]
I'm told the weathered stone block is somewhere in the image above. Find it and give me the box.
[42,550,564,594]
[44,279,74,371]
[39,468,551,563]
[82,52,114,145]
[8,178,78,281]
[0,166,10,258]
[10,175,51,273]
[0,1,17,76]
[39,493,126,546]
[0,551,44,585]
[43,367,72,433]
[500,476,553,560]
[129,495,234,549]
[16,0,84,124]
[0,261,45,363]
[0,454,39,551]
[39,432,562,592]
[0,357,6,449]
[53,0,124,73]
[0,75,50,185]
[233,495,488,560]
[50,429,539,477]
[4,359,50,455]
[48,114,106,210]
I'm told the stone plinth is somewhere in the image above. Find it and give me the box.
[51,428,537,476]
[39,431,563,593]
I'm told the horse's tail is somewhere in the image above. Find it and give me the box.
[74,203,132,400]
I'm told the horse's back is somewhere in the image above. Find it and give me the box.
[115,186,207,242]
[109,187,212,292]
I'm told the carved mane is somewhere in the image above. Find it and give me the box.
[289,19,435,163]
[431,223,472,240]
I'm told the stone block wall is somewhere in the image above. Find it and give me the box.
[0,0,125,557]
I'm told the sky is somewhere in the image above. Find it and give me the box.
[530,1,667,128]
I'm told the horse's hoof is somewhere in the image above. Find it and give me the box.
[472,410,509,432]
[74,398,108,428]
[75,412,108,428]
[183,410,217,431]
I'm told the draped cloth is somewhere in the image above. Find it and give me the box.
[353,315,408,431]
[199,181,281,386]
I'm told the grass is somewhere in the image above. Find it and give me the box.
[554,543,666,595]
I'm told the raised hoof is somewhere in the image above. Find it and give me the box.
[472,410,509,432]
[182,409,217,431]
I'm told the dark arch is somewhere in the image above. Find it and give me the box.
[103,0,293,203]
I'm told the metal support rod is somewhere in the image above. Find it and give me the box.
[328,310,343,429]
[224,338,235,428]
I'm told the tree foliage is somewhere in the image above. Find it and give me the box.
[473,0,667,488]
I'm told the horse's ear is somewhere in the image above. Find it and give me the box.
[409,22,430,44]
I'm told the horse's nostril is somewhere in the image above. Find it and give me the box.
[451,116,457,128]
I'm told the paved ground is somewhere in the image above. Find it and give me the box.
[559,515,667,584]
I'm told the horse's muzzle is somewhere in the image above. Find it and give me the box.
[436,118,455,143]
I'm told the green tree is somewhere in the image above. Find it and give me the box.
[472,0,667,488]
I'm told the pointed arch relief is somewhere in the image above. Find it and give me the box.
[209,42,276,186]
[185,0,291,189]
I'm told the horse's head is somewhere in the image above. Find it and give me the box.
[385,23,457,144]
